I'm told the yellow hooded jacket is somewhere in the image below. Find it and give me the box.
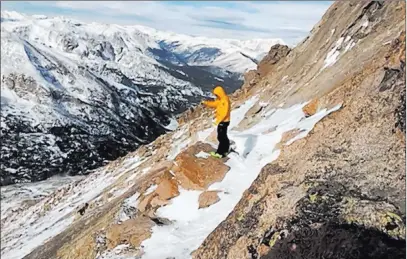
[203,86,231,125]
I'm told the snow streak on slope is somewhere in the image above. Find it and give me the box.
[0,156,145,259]
[0,175,84,220]
[141,100,342,259]
[134,24,285,73]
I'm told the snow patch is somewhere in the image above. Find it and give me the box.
[215,77,224,82]
[322,37,344,70]
[164,118,179,131]
[141,101,342,259]
[198,127,213,142]
[195,151,210,159]
[97,244,133,259]
[167,136,191,160]
[229,96,259,129]
[1,156,144,259]
[117,192,140,223]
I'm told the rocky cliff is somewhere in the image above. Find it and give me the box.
[1,1,405,259]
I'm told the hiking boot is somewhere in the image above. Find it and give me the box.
[209,151,223,158]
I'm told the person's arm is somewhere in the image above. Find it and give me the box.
[202,99,219,108]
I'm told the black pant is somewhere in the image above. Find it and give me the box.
[217,122,230,156]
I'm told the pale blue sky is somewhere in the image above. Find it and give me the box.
[2,1,333,44]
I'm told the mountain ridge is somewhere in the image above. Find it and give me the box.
[0,10,283,185]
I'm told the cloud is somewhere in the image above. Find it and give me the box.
[196,19,273,34]
[1,1,333,44]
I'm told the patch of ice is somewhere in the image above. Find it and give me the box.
[195,151,210,159]
[167,137,191,160]
[176,70,186,76]
[215,77,224,82]
[164,117,179,131]
[229,96,259,129]
[197,127,213,142]
[323,49,340,69]
[344,40,356,52]
[325,28,336,43]
[322,37,344,70]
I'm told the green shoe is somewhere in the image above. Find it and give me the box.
[209,151,223,158]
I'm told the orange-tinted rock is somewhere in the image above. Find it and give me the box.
[302,99,319,117]
[150,196,170,208]
[155,178,180,201]
[137,193,155,213]
[149,160,174,175]
[257,244,270,257]
[105,217,153,249]
[172,142,230,190]
[199,191,220,209]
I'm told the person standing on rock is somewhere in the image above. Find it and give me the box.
[202,86,231,158]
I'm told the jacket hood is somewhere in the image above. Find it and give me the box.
[213,86,226,98]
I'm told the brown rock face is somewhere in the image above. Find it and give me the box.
[172,142,230,190]
[198,191,221,209]
[149,160,174,176]
[137,193,155,213]
[155,178,180,201]
[302,99,319,117]
[105,217,153,249]
[242,70,261,92]
[279,129,304,145]
[257,44,291,77]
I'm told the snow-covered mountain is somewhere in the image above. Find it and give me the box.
[0,10,282,185]
[1,2,405,259]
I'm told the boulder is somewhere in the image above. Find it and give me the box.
[172,142,230,190]
[199,191,221,209]
[155,178,180,201]
[105,217,154,249]
[302,99,319,117]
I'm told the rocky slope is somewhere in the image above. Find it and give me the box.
[194,1,406,258]
[0,11,282,185]
[1,1,405,259]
